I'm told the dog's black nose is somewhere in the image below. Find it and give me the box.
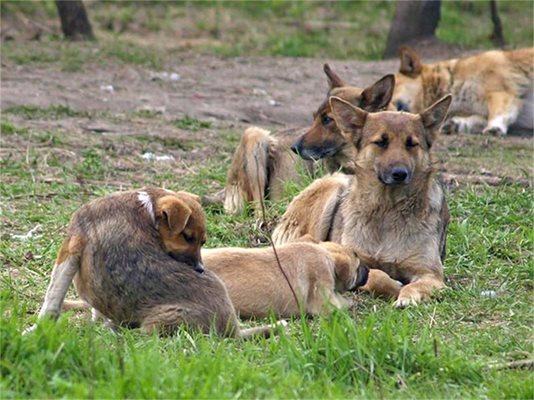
[396,100,410,112]
[194,261,205,274]
[391,166,410,183]
[290,140,301,155]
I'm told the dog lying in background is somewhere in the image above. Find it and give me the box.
[203,238,370,318]
[223,64,395,214]
[273,95,453,307]
[25,188,281,338]
[392,46,533,136]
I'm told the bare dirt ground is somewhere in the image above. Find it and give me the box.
[1,54,399,125]
[1,51,532,184]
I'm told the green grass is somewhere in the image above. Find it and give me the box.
[172,116,213,132]
[1,1,532,396]
[4,105,89,119]
[1,115,532,398]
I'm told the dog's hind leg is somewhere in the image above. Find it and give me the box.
[24,237,82,334]
[394,273,444,308]
[483,92,521,136]
[38,258,80,321]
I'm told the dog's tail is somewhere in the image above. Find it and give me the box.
[224,127,274,214]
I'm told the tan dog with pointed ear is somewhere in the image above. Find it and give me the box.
[221,64,396,214]
[392,46,533,136]
[273,96,452,307]
[25,187,282,338]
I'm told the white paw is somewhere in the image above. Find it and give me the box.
[394,291,423,308]
[276,320,289,328]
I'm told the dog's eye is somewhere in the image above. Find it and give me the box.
[406,137,418,149]
[374,136,389,149]
[183,233,195,243]
[321,115,333,125]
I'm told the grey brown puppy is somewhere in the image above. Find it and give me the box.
[203,239,370,318]
[26,188,280,337]
[273,95,452,307]
[223,64,395,214]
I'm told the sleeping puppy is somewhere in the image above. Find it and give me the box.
[25,187,281,338]
[202,239,370,318]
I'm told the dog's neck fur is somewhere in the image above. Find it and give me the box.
[348,165,436,217]
[420,59,458,109]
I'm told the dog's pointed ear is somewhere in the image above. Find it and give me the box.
[329,96,367,135]
[156,196,192,234]
[324,63,346,89]
[360,74,395,111]
[399,46,423,76]
[420,94,452,147]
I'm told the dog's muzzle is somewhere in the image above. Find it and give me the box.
[352,265,369,289]
[169,253,205,274]
[291,137,338,161]
[194,261,205,274]
[356,265,369,287]
[379,165,412,185]
[395,100,410,112]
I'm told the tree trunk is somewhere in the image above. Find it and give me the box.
[55,0,94,41]
[489,0,505,47]
[383,0,441,58]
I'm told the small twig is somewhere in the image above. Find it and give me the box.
[254,154,301,311]
[487,359,534,370]
[440,173,531,188]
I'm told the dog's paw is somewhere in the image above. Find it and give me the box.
[394,286,426,308]
[276,320,289,328]
[441,120,458,135]
[482,126,506,136]
[394,297,419,308]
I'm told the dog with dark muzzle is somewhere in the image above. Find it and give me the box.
[221,64,395,214]
[25,187,283,338]
[273,95,452,307]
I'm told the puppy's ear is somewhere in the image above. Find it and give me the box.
[420,94,452,147]
[176,191,201,204]
[156,196,192,234]
[324,63,346,90]
[399,46,423,76]
[329,96,367,139]
[360,74,395,111]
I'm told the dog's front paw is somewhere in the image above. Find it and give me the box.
[482,126,506,136]
[394,286,426,308]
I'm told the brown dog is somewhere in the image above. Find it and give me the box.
[25,188,280,337]
[273,95,452,307]
[222,64,395,214]
[202,239,369,318]
[392,46,533,135]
